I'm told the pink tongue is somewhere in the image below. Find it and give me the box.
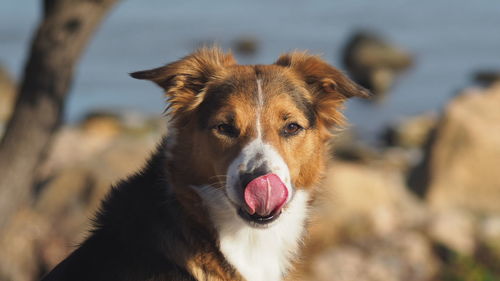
[244,174,288,216]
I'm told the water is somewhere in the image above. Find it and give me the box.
[1,0,500,141]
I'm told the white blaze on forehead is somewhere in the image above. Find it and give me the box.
[225,78,293,208]
[256,78,264,139]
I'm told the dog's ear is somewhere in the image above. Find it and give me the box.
[275,52,371,127]
[131,47,236,117]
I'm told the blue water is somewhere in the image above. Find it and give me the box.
[1,0,500,141]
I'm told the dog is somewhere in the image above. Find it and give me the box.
[40,48,369,281]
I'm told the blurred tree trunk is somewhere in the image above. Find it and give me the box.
[0,0,118,228]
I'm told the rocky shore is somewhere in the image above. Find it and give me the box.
[1,61,500,280]
[301,83,500,281]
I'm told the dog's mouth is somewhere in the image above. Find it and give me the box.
[237,208,282,226]
[235,173,288,227]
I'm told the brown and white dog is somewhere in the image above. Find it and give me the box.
[40,48,369,281]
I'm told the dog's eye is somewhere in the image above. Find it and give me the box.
[282,123,303,137]
[216,123,239,138]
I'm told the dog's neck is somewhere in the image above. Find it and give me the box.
[194,186,310,281]
[164,127,311,281]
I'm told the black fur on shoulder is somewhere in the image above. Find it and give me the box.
[40,138,223,281]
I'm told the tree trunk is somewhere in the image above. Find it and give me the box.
[0,0,118,228]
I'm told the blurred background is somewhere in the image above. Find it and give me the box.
[1,0,500,280]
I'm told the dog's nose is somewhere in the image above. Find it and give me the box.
[239,165,269,190]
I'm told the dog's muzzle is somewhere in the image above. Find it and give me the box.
[238,173,289,226]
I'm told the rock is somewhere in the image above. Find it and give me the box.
[378,147,422,174]
[37,127,118,180]
[309,161,427,250]
[0,208,49,281]
[342,30,413,99]
[80,111,124,138]
[309,232,439,281]
[479,216,500,260]
[0,65,16,132]
[39,111,162,180]
[38,131,157,209]
[428,209,477,256]
[481,216,500,246]
[333,129,422,173]
[81,110,164,137]
[233,36,259,56]
[474,70,500,86]
[382,113,437,149]
[310,246,368,281]
[86,135,157,199]
[331,130,381,163]
[422,84,500,214]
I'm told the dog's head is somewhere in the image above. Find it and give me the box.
[131,48,369,228]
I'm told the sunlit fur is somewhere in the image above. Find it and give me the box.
[40,48,369,281]
[145,48,369,280]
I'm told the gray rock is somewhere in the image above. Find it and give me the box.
[233,36,259,56]
[474,70,500,86]
[342,30,413,99]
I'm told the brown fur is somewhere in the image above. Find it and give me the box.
[131,48,369,279]
[41,48,368,281]
[132,48,369,194]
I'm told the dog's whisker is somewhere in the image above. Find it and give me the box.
[209,175,228,181]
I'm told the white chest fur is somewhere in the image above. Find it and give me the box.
[196,187,309,281]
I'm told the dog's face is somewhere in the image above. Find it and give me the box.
[132,48,368,228]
